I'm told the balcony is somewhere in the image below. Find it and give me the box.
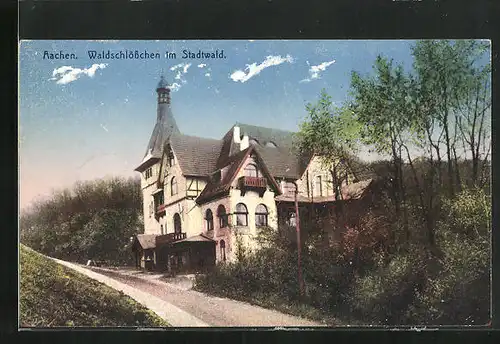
[238,176,267,196]
[156,232,187,246]
[156,204,166,216]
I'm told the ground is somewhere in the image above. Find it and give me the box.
[19,245,169,327]
[81,266,324,327]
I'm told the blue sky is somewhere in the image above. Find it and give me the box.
[20,40,419,209]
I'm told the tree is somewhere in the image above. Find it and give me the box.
[350,56,413,245]
[411,40,490,194]
[296,89,362,205]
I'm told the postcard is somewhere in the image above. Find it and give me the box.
[19,39,492,328]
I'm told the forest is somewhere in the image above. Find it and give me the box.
[194,40,491,325]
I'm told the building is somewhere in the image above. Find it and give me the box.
[131,76,375,273]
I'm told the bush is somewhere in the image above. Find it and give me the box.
[405,187,491,325]
[20,177,143,265]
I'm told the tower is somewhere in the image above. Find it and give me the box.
[135,75,180,170]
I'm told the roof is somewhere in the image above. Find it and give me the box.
[134,234,157,249]
[157,75,169,89]
[275,178,374,203]
[197,147,253,203]
[217,123,312,179]
[173,234,215,244]
[196,145,282,204]
[169,133,222,176]
[341,178,374,200]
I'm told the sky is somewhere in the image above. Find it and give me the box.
[19,39,422,209]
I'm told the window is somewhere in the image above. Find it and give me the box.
[284,181,297,196]
[168,153,175,167]
[149,201,153,217]
[220,240,226,261]
[315,176,323,197]
[286,211,297,227]
[145,168,153,179]
[244,163,259,178]
[158,191,164,205]
[249,138,259,146]
[217,204,228,228]
[171,177,178,196]
[255,204,268,227]
[160,224,164,235]
[174,213,182,233]
[205,209,214,231]
[235,203,248,226]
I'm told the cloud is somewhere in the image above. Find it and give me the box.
[300,59,336,83]
[50,63,108,85]
[198,63,207,68]
[170,82,182,92]
[169,63,191,91]
[230,54,294,83]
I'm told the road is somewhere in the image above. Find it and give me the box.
[83,266,324,327]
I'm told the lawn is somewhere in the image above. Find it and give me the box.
[19,244,169,327]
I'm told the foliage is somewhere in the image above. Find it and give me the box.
[196,40,490,326]
[20,245,168,327]
[20,176,142,265]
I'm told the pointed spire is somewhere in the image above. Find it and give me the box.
[157,72,170,91]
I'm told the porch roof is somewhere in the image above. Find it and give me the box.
[134,234,157,249]
[173,234,215,245]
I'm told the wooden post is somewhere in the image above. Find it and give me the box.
[295,188,305,297]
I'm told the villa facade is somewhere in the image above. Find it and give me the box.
[132,77,374,273]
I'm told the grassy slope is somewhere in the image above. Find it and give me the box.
[20,245,169,327]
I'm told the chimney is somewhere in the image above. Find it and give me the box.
[240,134,249,151]
[233,126,241,144]
[221,166,229,180]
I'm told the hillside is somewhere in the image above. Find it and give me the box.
[19,245,169,327]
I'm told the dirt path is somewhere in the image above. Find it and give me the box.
[88,267,324,327]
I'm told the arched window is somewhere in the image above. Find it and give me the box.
[160,224,164,235]
[173,213,182,233]
[171,177,178,196]
[255,204,268,227]
[315,175,323,197]
[205,209,214,231]
[235,203,248,226]
[217,204,228,228]
[220,240,226,261]
[244,163,259,178]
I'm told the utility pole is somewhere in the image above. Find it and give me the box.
[294,187,305,297]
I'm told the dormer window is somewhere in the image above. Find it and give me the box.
[145,168,153,179]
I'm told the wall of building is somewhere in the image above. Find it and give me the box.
[141,161,161,235]
[226,154,279,259]
[199,196,232,263]
[296,156,355,199]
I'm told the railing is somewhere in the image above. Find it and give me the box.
[239,176,267,188]
[156,204,166,214]
[156,232,187,245]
